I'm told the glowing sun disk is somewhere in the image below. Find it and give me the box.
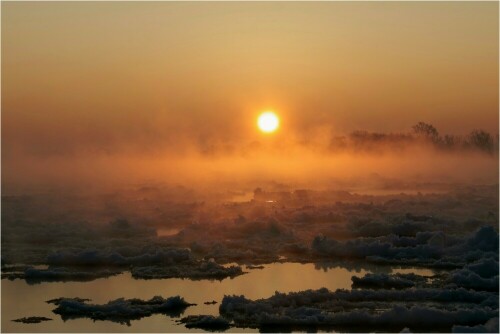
[258,112,280,133]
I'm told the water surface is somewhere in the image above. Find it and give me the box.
[2,262,434,333]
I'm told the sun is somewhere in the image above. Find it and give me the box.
[257,111,280,133]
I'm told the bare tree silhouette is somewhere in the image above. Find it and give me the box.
[468,130,494,153]
[412,122,439,142]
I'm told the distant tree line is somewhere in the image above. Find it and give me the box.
[330,122,499,154]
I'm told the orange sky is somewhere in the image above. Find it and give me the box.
[1,1,499,190]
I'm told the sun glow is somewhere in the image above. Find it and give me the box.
[257,111,280,133]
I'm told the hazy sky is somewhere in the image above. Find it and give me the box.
[2,1,499,190]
